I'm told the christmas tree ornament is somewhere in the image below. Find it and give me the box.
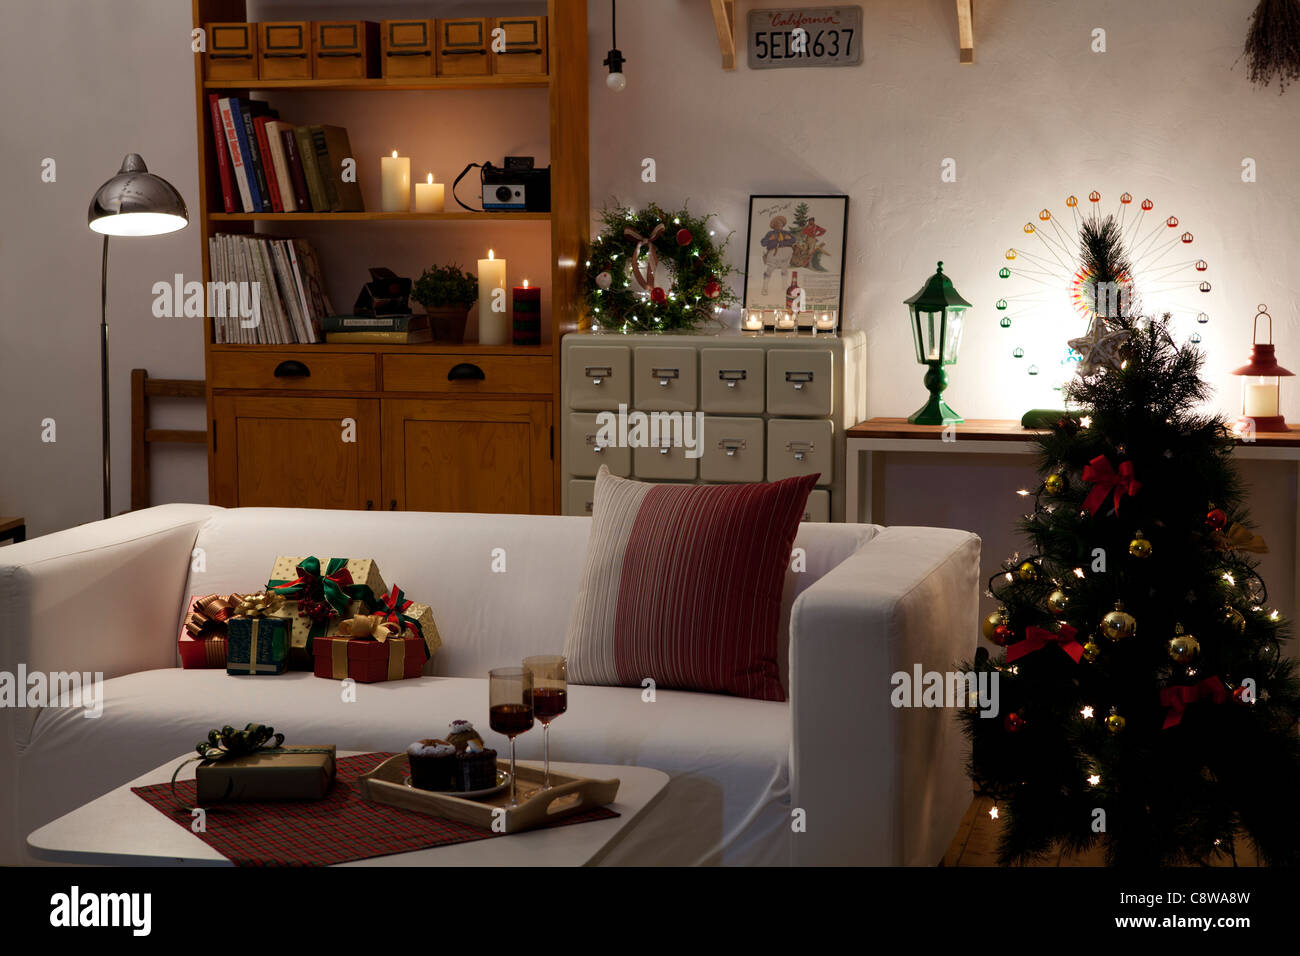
[1106,710,1127,734]
[1004,712,1026,733]
[1069,318,1131,375]
[595,271,613,290]
[1223,606,1247,635]
[1100,602,1137,641]
[1205,507,1228,531]
[982,607,1009,640]
[1044,472,1067,495]
[1168,624,1201,664]
[675,227,693,246]
[1016,560,1038,582]
[650,286,667,305]
[990,623,1014,646]
[1082,454,1140,516]
[704,277,722,299]
[1128,531,1153,559]
[1082,639,1101,662]
[1213,523,1269,554]
[1047,589,1070,615]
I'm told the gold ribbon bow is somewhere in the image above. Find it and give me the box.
[234,591,286,618]
[623,222,666,291]
[337,614,399,643]
[1214,523,1269,554]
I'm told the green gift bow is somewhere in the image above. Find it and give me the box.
[268,556,356,618]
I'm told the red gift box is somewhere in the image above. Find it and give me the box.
[313,624,425,684]
[178,593,245,669]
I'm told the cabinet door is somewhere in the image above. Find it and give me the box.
[384,399,553,515]
[212,395,381,509]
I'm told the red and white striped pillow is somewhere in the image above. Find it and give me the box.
[564,466,818,702]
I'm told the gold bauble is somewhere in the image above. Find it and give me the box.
[1044,473,1067,495]
[1168,630,1201,664]
[1128,531,1153,559]
[1223,606,1246,635]
[1047,589,1069,615]
[1106,712,1127,734]
[1082,640,1101,662]
[1100,602,1137,641]
[1017,561,1038,583]
[982,607,1008,640]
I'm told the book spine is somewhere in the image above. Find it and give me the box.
[265,123,297,212]
[309,126,340,212]
[322,126,364,212]
[218,99,253,213]
[281,130,312,212]
[253,118,283,214]
[239,106,270,212]
[295,127,329,214]
[271,241,307,343]
[208,94,236,214]
[283,239,317,343]
[227,100,263,213]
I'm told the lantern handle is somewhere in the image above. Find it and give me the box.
[1254,304,1273,345]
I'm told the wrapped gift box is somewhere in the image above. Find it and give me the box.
[313,615,426,683]
[226,616,291,676]
[267,556,389,669]
[196,745,336,802]
[178,593,245,669]
[373,584,443,660]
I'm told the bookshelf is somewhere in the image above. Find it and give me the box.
[191,0,589,515]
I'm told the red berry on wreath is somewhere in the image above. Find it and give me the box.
[1004,711,1026,733]
[704,278,722,299]
[650,286,667,305]
[1205,508,1228,531]
[676,228,693,246]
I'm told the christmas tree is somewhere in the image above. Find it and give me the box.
[962,219,1300,866]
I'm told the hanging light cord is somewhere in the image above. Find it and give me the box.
[611,0,617,49]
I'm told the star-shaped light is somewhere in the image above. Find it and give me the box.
[1087,773,1101,786]
[1081,706,1095,719]
[989,805,1000,820]
[1068,319,1130,375]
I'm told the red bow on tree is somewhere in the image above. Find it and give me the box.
[1160,675,1228,729]
[1006,623,1085,664]
[1082,455,1140,516]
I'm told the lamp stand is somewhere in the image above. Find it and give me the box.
[908,360,962,425]
[100,235,111,519]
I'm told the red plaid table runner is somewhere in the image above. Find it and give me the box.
[132,752,619,866]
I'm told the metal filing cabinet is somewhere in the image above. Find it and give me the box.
[561,330,866,521]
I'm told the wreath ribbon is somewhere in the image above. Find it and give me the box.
[623,223,665,291]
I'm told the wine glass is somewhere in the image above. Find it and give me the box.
[489,666,534,807]
[523,655,567,790]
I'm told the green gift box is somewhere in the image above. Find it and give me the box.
[225,616,291,676]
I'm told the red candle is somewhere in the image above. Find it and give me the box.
[512,280,541,346]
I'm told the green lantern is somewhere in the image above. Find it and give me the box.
[905,261,970,425]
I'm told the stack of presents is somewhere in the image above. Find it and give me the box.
[179,556,441,682]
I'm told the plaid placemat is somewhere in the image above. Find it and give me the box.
[132,752,619,866]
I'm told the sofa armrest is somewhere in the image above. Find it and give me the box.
[0,504,221,679]
[789,525,980,866]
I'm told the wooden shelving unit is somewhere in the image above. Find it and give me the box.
[191,0,589,516]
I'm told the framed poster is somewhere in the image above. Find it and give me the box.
[743,194,848,328]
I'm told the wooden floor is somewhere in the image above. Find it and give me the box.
[944,796,1261,866]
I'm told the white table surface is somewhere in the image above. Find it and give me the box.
[27,754,669,867]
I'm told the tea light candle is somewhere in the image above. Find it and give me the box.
[814,311,837,333]
[775,311,796,331]
[477,249,508,345]
[743,309,764,332]
[380,150,410,213]
[413,172,444,213]
[513,279,542,346]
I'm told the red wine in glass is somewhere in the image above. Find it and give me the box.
[490,702,535,736]
[523,655,567,790]
[528,686,568,723]
[488,667,533,807]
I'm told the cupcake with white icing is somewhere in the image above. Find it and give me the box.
[407,739,456,791]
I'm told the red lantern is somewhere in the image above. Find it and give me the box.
[1233,305,1293,433]
[1195,259,1208,271]
[1181,231,1194,244]
[1141,199,1154,211]
[1166,216,1179,228]
[1066,195,1079,208]
[1120,192,1133,204]
[1088,190,1101,203]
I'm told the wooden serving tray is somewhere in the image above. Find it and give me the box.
[358,755,620,834]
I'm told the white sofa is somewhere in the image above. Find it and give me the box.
[0,504,979,866]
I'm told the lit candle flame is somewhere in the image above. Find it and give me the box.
[523,279,529,288]
[391,150,398,159]
[488,249,495,260]
[426,173,434,185]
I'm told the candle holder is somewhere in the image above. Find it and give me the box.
[812,310,838,336]
[742,308,765,334]
[1233,304,1292,433]
[774,310,797,333]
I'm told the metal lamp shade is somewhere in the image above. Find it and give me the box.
[88,154,188,236]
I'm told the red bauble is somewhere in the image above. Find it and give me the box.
[676,228,693,246]
[650,286,667,305]
[704,278,722,299]
[990,624,1013,647]
[1004,712,1026,733]
[1233,684,1253,704]
[1206,508,1228,531]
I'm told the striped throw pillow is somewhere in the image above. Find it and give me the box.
[564,466,818,701]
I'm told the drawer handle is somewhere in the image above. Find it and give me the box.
[264,52,308,58]
[389,499,398,510]
[365,500,374,510]
[659,446,670,455]
[584,365,612,385]
[785,370,815,391]
[273,360,310,378]
[498,48,544,55]
[443,49,488,56]
[317,51,363,58]
[584,501,594,513]
[787,440,816,462]
[584,433,608,453]
[209,53,254,59]
[718,438,746,457]
[447,362,486,382]
[387,49,432,57]
[718,369,747,388]
[651,367,680,387]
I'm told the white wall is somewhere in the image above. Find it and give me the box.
[3,1,1298,629]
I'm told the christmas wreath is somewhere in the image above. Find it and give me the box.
[583,203,737,332]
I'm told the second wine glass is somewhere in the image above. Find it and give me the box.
[523,655,567,790]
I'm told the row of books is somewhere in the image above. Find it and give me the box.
[207,233,335,344]
[208,94,364,215]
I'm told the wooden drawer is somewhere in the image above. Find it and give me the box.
[567,413,630,478]
[699,416,764,483]
[633,439,699,481]
[313,21,379,79]
[205,23,258,81]
[210,352,376,391]
[381,19,434,77]
[766,349,833,417]
[437,18,491,76]
[567,478,595,517]
[633,346,698,411]
[382,354,551,394]
[565,345,629,410]
[767,419,833,486]
[802,489,830,523]
[259,22,312,80]
[492,16,548,75]
[700,347,764,414]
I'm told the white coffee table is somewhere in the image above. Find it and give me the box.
[27,754,668,867]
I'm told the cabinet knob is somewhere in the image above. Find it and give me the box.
[389,499,398,511]
[365,500,374,511]
[447,362,486,382]
[274,360,311,378]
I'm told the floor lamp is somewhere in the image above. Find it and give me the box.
[87,154,188,519]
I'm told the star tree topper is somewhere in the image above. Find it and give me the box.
[1068,319,1130,375]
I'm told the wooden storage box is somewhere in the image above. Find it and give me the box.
[313,20,379,80]
[259,21,313,80]
[436,18,491,76]
[204,22,259,82]
[381,19,435,78]
[492,16,548,76]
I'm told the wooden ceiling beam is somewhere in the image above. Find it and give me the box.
[710,0,736,71]
[957,0,974,63]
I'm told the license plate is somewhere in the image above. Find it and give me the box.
[747,6,863,69]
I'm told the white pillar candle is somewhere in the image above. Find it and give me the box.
[1245,382,1279,418]
[775,311,796,330]
[477,249,508,345]
[380,150,410,212]
[815,311,837,331]
[413,172,444,213]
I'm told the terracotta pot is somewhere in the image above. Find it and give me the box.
[424,305,472,344]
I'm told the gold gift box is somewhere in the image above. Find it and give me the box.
[195,745,336,802]
[268,556,390,668]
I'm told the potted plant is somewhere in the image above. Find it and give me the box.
[412,263,478,344]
